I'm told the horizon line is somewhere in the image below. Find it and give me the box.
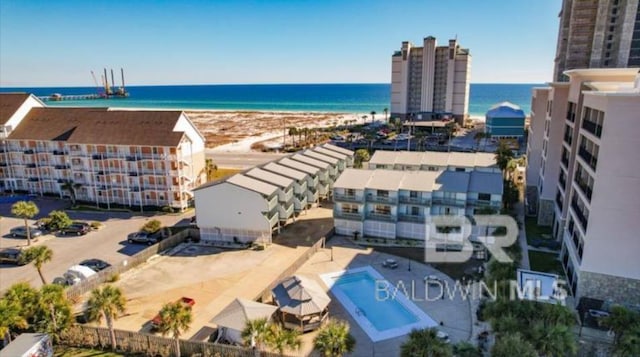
[0,82,546,89]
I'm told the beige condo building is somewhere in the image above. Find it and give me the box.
[390,36,471,124]
[526,68,640,305]
[0,93,206,211]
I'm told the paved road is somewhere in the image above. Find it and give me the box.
[204,151,286,169]
[0,198,194,292]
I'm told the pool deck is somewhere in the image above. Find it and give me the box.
[293,236,474,357]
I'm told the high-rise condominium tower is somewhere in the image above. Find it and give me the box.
[553,0,640,81]
[390,37,471,124]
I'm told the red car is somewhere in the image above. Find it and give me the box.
[151,297,195,329]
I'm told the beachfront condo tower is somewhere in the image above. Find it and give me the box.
[553,0,640,82]
[390,36,471,124]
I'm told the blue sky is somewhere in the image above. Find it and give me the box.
[0,0,560,86]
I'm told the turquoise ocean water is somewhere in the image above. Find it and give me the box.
[0,83,540,117]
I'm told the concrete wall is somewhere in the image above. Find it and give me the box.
[578,94,640,281]
[526,88,550,187]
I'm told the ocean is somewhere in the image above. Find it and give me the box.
[0,83,540,117]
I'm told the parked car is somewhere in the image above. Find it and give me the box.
[436,330,451,344]
[60,222,91,236]
[0,248,28,265]
[79,258,111,272]
[127,231,162,245]
[151,297,195,330]
[9,226,43,239]
[529,237,561,250]
[425,275,445,286]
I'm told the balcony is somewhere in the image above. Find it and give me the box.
[92,154,105,160]
[265,210,279,228]
[366,212,396,222]
[267,195,278,212]
[467,199,500,208]
[366,195,398,204]
[578,148,598,171]
[334,193,364,202]
[23,149,35,155]
[334,211,363,220]
[279,203,294,220]
[561,155,569,169]
[399,196,431,205]
[126,155,141,161]
[432,197,467,207]
[26,163,36,168]
[582,120,602,138]
[571,199,589,232]
[294,195,307,211]
[563,132,573,146]
[398,214,426,223]
[52,150,67,156]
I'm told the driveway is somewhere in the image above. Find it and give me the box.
[0,197,194,293]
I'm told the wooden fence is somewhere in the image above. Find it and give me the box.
[65,229,196,301]
[62,325,294,357]
[255,227,334,302]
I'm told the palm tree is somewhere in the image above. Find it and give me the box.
[86,285,127,350]
[400,328,453,357]
[205,159,218,182]
[602,305,640,346]
[361,115,368,124]
[313,319,355,357]
[354,149,370,169]
[3,282,39,321]
[35,284,72,342]
[0,299,28,343]
[370,111,376,124]
[267,324,301,356]
[61,180,82,206]
[616,324,640,357]
[506,158,519,182]
[530,323,577,357]
[242,317,271,350]
[494,141,514,178]
[157,300,193,357]
[11,200,39,246]
[383,108,389,123]
[452,342,482,357]
[491,333,537,357]
[23,245,53,285]
[288,127,298,147]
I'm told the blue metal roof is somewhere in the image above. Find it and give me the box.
[486,101,526,118]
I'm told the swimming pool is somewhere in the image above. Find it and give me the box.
[321,266,437,342]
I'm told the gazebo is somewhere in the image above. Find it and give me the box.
[271,275,330,332]
[210,298,278,344]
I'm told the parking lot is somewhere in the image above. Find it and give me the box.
[0,197,193,293]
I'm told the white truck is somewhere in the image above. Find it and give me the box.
[61,264,97,285]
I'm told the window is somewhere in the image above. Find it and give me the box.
[346,188,355,197]
[455,167,465,172]
[342,204,358,213]
[374,205,391,215]
[410,206,420,216]
[376,190,389,198]
[478,193,491,201]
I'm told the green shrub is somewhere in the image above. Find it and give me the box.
[106,273,120,283]
[46,210,72,231]
[141,219,162,233]
[161,205,175,213]
[90,221,103,230]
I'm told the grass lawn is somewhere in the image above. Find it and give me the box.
[525,216,553,244]
[210,168,242,181]
[529,251,564,275]
[54,346,126,357]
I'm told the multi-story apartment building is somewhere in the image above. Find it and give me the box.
[367,151,499,173]
[0,103,206,211]
[333,168,503,240]
[553,0,640,81]
[526,68,640,304]
[194,145,354,244]
[390,36,471,123]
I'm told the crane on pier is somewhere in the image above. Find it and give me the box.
[90,71,105,97]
